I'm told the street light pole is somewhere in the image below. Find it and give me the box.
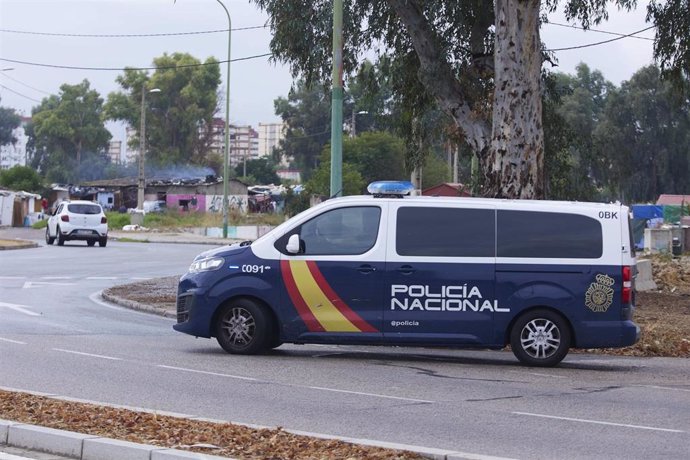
[137,86,160,210]
[215,0,231,238]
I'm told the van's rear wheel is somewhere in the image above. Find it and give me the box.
[215,299,272,354]
[510,309,570,367]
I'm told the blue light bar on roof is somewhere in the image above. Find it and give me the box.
[367,181,415,197]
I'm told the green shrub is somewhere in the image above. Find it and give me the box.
[106,212,132,230]
[31,219,48,229]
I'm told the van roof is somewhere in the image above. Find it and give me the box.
[329,194,623,211]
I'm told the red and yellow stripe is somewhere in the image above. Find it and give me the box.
[281,260,378,333]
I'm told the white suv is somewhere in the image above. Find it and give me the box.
[46,200,108,247]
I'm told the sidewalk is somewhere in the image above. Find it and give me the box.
[108,229,238,246]
[0,227,241,249]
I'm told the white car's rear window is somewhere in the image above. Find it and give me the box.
[67,204,101,215]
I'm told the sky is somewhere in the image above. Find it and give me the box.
[0,0,656,143]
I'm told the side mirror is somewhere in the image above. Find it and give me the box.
[286,234,302,254]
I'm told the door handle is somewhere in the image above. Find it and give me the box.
[397,265,415,275]
[357,264,376,274]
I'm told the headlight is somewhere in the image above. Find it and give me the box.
[188,257,224,273]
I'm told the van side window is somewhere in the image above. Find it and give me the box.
[277,206,381,255]
[497,210,603,258]
[396,207,495,257]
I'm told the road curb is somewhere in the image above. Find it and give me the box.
[100,291,175,319]
[0,420,234,460]
[0,240,38,251]
[0,387,510,460]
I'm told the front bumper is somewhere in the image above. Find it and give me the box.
[172,288,214,338]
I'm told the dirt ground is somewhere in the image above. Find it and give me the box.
[0,390,422,460]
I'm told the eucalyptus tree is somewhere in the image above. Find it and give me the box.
[253,0,689,199]
[273,80,333,179]
[594,65,690,202]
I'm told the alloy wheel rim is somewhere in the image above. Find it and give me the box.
[222,307,256,345]
[520,318,561,359]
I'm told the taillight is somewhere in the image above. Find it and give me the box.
[622,266,632,304]
[60,215,69,222]
[101,216,107,224]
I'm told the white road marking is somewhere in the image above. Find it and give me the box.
[0,302,40,316]
[52,348,122,361]
[157,365,259,381]
[130,277,152,280]
[0,337,26,345]
[86,276,118,280]
[305,385,433,403]
[635,384,690,393]
[40,276,73,280]
[89,291,171,319]
[513,411,685,433]
[158,365,433,403]
[22,281,76,289]
[0,452,39,460]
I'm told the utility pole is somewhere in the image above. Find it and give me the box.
[329,0,343,198]
[137,86,160,211]
[215,0,232,238]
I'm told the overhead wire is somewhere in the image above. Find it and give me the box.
[0,53,273,72]
[546,25,656,52]
[0,71,52,95]
[0,84,42,103]
[0,25,267,38]
[545,21,655,41]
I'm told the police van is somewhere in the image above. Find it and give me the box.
[174,181,639,367]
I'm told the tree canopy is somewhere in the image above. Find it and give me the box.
[0,165,43,193]
[0,98,21,147]
[104,52,221,168]
[306,131,406,196]
[254,0,687,199]
[29,80,111,183]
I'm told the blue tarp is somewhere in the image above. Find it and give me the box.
[632,205,664,220]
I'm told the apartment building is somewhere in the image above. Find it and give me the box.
[0,116,30,170]
[257,122,285,159]
[108,140,123,164]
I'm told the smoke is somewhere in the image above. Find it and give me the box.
[148,164,216,179]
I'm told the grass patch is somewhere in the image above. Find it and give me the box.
[31,219,48,229]
[106,210,285,231]
[114,237,150,243]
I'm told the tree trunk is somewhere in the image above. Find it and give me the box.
[486,0,544,199]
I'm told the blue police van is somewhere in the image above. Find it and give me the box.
[174,181,639,367]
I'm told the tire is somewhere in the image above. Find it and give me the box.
[215,299,273,355]
[56,226,65,246]
[98,237,107,247]
[510,309,571,367]
[45,227,55,245]
[87,240,96,247]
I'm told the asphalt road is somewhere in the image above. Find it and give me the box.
[1,232,689,460]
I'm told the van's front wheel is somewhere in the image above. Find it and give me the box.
[510,309,570,367]
[215,299,272,355]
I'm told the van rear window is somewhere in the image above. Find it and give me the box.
[396,207,495,257]
[67,204,101,215]
[497,210,602,259]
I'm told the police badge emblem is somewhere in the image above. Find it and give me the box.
[585,274,615,312]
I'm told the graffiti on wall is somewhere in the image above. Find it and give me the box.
[206,195,248,213]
